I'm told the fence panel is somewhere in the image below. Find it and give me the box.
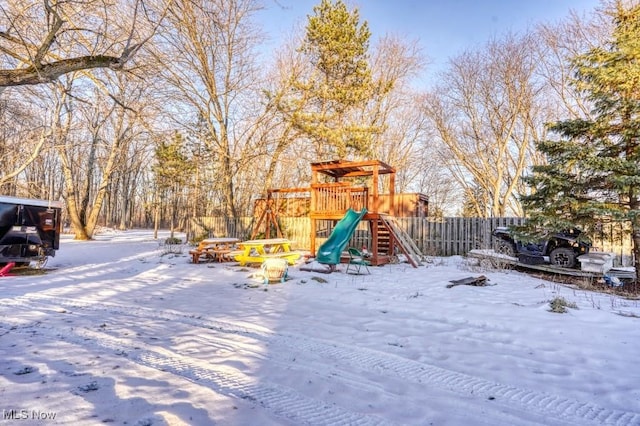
[590,221,634,266]
[187,216,634,265]
[187,217,253,241]
[280,217,311,250]
[397,217,525,256]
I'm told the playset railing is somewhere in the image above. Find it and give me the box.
[311,183,369,215]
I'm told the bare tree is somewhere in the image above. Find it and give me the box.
[0,0,171,199]
[0,86,59,192]
[421,32,549,217]
[535,7,611,121]
[154,0,267,218]
[54,71,152,240]
[366,35,426,193]
[0,0,170,88]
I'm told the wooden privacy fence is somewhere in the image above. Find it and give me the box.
[187,216,634,266]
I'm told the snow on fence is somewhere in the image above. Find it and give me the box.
[187,216,634,266]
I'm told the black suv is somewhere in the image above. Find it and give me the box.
[491,227,590,268]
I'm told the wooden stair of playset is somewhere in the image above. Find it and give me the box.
[375,220,392,255]
[379,215,423,268]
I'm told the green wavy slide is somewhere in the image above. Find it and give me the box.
[316,208,367,265]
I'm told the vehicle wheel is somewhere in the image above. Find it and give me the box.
[494,240,516,257]
[549,247,576,268]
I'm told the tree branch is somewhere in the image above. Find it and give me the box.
[33,0,65,65]
[0,55,127,86]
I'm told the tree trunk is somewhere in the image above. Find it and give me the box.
[78,132,99,227]
[632,228,640,284]
[153,189,160,240]
[59,152,91,240]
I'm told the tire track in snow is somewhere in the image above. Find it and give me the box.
[2,295,640,426]
[0,318,394,426]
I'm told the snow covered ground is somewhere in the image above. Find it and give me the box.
[1,229,639,425]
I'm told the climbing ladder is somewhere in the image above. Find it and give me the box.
[380,215,423,268]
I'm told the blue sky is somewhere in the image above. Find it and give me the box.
[257,0,602,78]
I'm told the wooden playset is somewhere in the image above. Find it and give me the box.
[252,159,424,267]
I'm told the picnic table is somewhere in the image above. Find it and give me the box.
[190,237,240,264]
[234,238,301,266]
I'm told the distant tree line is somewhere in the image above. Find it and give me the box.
[0,0,636,261]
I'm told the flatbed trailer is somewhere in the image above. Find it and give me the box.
[467,249,635,281]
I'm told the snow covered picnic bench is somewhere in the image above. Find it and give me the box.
[189,238,239,264]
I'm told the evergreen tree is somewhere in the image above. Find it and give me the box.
[288,0,376,159]
[522,1,640,280]
[153,132,195,239]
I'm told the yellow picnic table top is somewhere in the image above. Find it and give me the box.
[234,238,300,266]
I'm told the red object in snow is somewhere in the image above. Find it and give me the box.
[0,262,15,277]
